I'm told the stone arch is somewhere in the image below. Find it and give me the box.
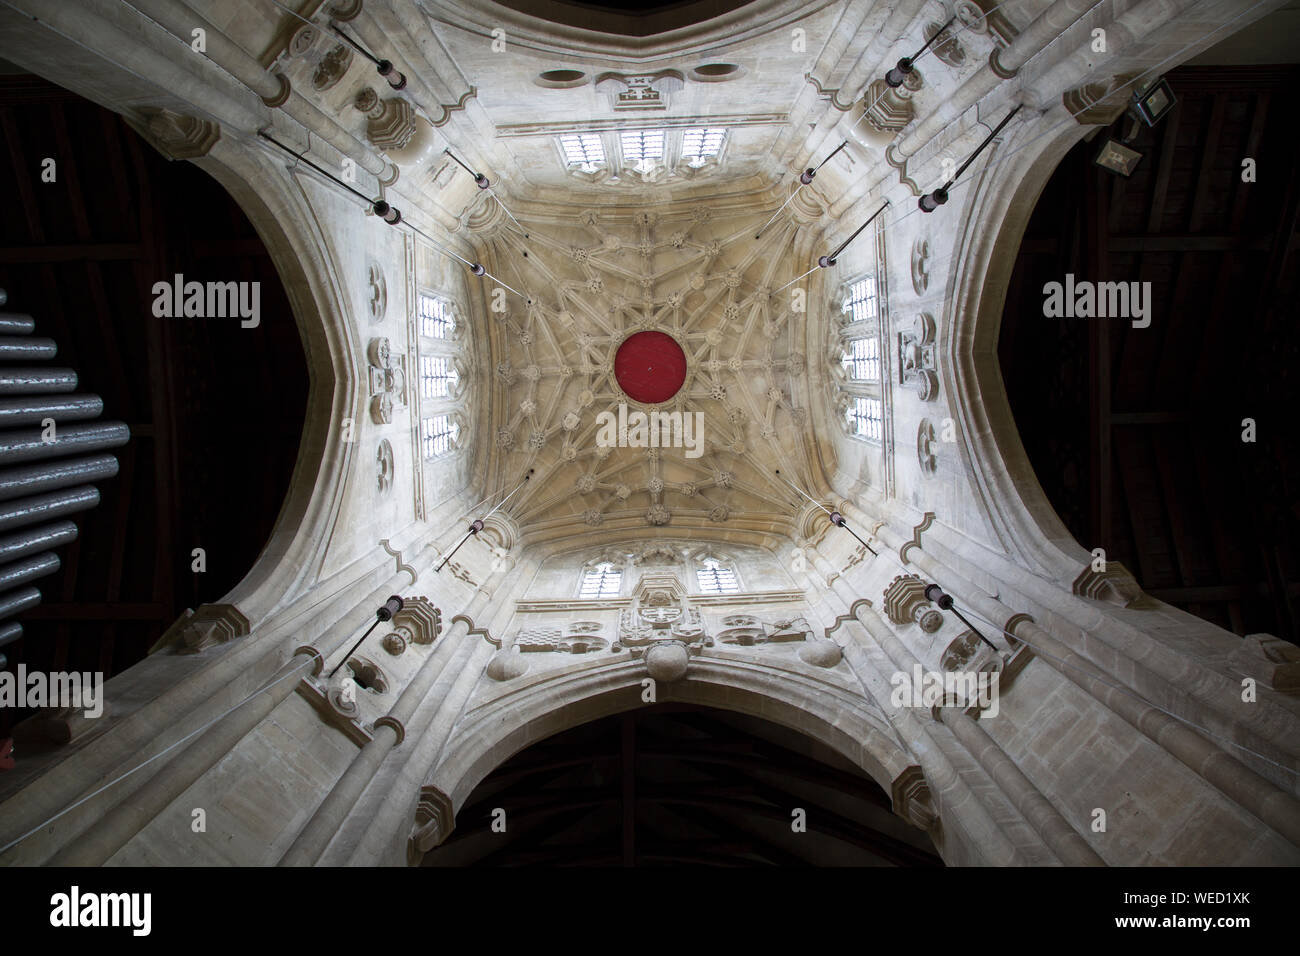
[413,655,936,859]
[185,141,358,622]
[943,116,1099,581]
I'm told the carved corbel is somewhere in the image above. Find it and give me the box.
[354,87,417,152]
[392,596,442,645]
[134,108,221,160]
[1072,560,1143,607]
[883,574,944,633]
[152,603,251,654]
[1063,73,1141,126]
[891,765,938,829]
[1230,634,1300,693]
[412,784,456,852]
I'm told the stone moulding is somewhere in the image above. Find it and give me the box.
[823,598,875,639]
[1072,560,1143,608]
[134,108,221,160]
[883,574,943,633]
[891,765,938,830]
[1062,74,1140,126]
[899,512,936,563]
[394,596,443,645]
[888,143,923,197]
[295,677,374,748]
[452,612,495,647]
[379,538,416,584]
[411,784,456,854]
[151,603,251,655]
[1229,635,1300,694]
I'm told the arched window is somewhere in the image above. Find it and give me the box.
[846,397,883,442]
[681,127,726,167]
[420,355,459,399]
[696,557,739,594]
[422,415,459,459]
[621,128,665,174]
[833,266,885,447]
[580,561,622,599]
[418,292,455,339]
[559,132,606,172]
[840,336,880,381]
[842,275,877,324]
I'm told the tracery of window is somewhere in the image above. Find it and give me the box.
[621,128,665,173]
[420,355,459,399]
[418,291,454,339]
[842,276,878,325]
[846,397,883,442]
[579,562,623,599]
[422,414,459,459]
[840,336,880,382]
[559,132,606,172]
[680,127,725,168]
[696,557,739,594]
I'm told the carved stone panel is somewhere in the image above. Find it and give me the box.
[367,336,408,424]
[898,312,938,401]
[917,419,938,476]
[594,70,684,111]
[376,440,395,493]
[366,261,387,323]
[910,238,931,294]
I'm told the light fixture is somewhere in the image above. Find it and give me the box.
[328,20,406,90]
[919,104,1021,212]
[435,470,534,573]
[1093,138,1143,177]
[886,16,956,87]
[327,595,404,679]
[1131,75,1177,127]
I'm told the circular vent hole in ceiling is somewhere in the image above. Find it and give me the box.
[691,62,743,81]
[614,330,687,405]
[536,69,588,88]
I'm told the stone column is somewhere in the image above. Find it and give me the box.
[866,519,1300,849]
[43,553,423,866]
[351,550,535,865]
[846,574,1104,865]
[46,645,322,866]
[802,516,1031,863]
[87,0,394,180]
[278,581,498,866]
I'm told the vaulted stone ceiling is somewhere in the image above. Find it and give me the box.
[465,190,828,546]
[426,0,870,547]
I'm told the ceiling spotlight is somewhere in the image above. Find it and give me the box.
[885,61,913,88]
[329,21,406,90]
[376,59,406,90]
[918,188,948,212]
[328,595,405,679]
[918,104,1021,213]
[371,200,402,225]
[1094,138,1143,177]
[886,15,956,87]
[446,148,492,189]
[1131,75,1177,127]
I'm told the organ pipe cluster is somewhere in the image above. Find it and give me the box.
[0,291,129,668]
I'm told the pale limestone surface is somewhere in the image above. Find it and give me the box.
[0,0,1294,867]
